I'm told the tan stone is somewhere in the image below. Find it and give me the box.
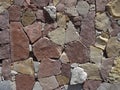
[56,75,69,85]
[60,52,70,64]
[11,58,34,76]
[107,0,120,18]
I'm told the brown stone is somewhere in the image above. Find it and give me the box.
[24,22,42,43]
[8,5,21,21]
[33,37,61,61]
[83,80,102,90]
[14,0,24,6]
[65,0,77,7]
[2,59,11,80]
[0,44,10,59]
[38,59,61,78]
[65,41,89,63]
[56,3,65,12]
[10,22,29,62]
[35,9,45,22]
[16,74,35,90]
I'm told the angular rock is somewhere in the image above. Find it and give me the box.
[33,37,61,61]
[33,82,43,90]
[48,27,65,46]
[65,41,89,63]
[35,9,45,22]
[24,22,42,43]
[0,80,12,90]
[16,74,35,90]
[8,5,21,21]
[11,57,34,76]
[79,63,101,80]
[83,80,101,90]
[107,0,120,18]
[106,37,120,57]
[76,1,90,16]
[0,2,10,13]
[70,67,87,85]
[65,21,80,43]
[90,46,103,66]
[65,0,77,7]
[10,22,29,62]
[65,6,78,16]
[60,52,70,64]
[97,83,111,90]
[21,9,36,26]
[38,59,61,78]
[38,76,59,90]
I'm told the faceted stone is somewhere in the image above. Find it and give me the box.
[10,22,29,62]
[16,74,35,90]
[48,27,65,46]
[8,5,21,21]
[24,22,42,43]
[70,67,87,85]
[76,1,90,16]
[107,0,120,18]
[38,76,59,90]
[65,6,78,16]
[97,83,111,90]
[14,0,24,6]
[2,59,11,80]
[35,9,45,22]
[108,56,120,83]
[57,13,67,28]
[11,57,34,76]
[90,46,103,66]
[21,9,36,26]
[0,44,10,60]
[33,82,43,90]
[100,58,114,81]
[83,80,101,90]
[79,63,101,80]
[33,61,40,73]
[96,0,110,12]
[0,80,12,90]
[65,21,80,43]
[38,59,61,78]
[106,37,120,57]
[95,12,111,32]
[56,75,69,86]
[60,52,70,64]
[65,41,89,63]
[33,37,61,61]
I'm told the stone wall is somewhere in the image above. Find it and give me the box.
[0,0,120,90]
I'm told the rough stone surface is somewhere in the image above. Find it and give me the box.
[33,37,61,61]
[10,22,29,62]
[60,52,70,64]
[14,0,24,6]
[35,9,45,22]
[24,22,42,43]
[15,74,35,90]
[33,82,43,90]
[39,76,59,90]
[0,80,12,90]
[38,59,61,78]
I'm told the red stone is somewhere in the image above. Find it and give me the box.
[24,22,42,43]
[8,5,21,21]
[35,9,45,22]
[38,58,61,78]
[16,74,35,90]
[33,37,61,61]
[10,22,29,62]
[65,41,89,64]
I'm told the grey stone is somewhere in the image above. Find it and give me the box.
[67,84,83,90]
[33,82,43,90]
[0,80,12,90]
[65,6,78,16]
[33,61,40,73]
[117,33,120,41]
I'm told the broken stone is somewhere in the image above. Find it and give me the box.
[21,9,36,26]
[76,1,90,16]
[79,63,102,80]
[90,46,103,66]
[65,6,78,16]
[106,37,120,57]
[16,74,35,90]
[83,80,101,90]
[24,22,42,43]
[33,82,43,90]
[38,76,59,90]
[8,5,21,21]
[48,27,65,46]
[60,52,70,64]
[70,67,87,85]
[0,80,12,90]
[38,59,61,78]
[11,57,34,76]
[10,22,29,62]
[33,37,61,61]
[35,9,45,22]
[65,41,89,63]
[107,0,120,18]
[65,21,80,43]
[53,0,59,6]
[44,5,56,20]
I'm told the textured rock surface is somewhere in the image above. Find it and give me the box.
[0,80,12,90]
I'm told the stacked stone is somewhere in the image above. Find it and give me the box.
[0,0,120,90]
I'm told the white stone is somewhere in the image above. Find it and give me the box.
[33,82,43,90]
[71,63,79,68]
[60,52,69,64]
[70,67,87,85]
[33,61,40,73]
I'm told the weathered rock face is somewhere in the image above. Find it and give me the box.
[33,37,61,61]
[10,22,29,62]
[0,80,12,90]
